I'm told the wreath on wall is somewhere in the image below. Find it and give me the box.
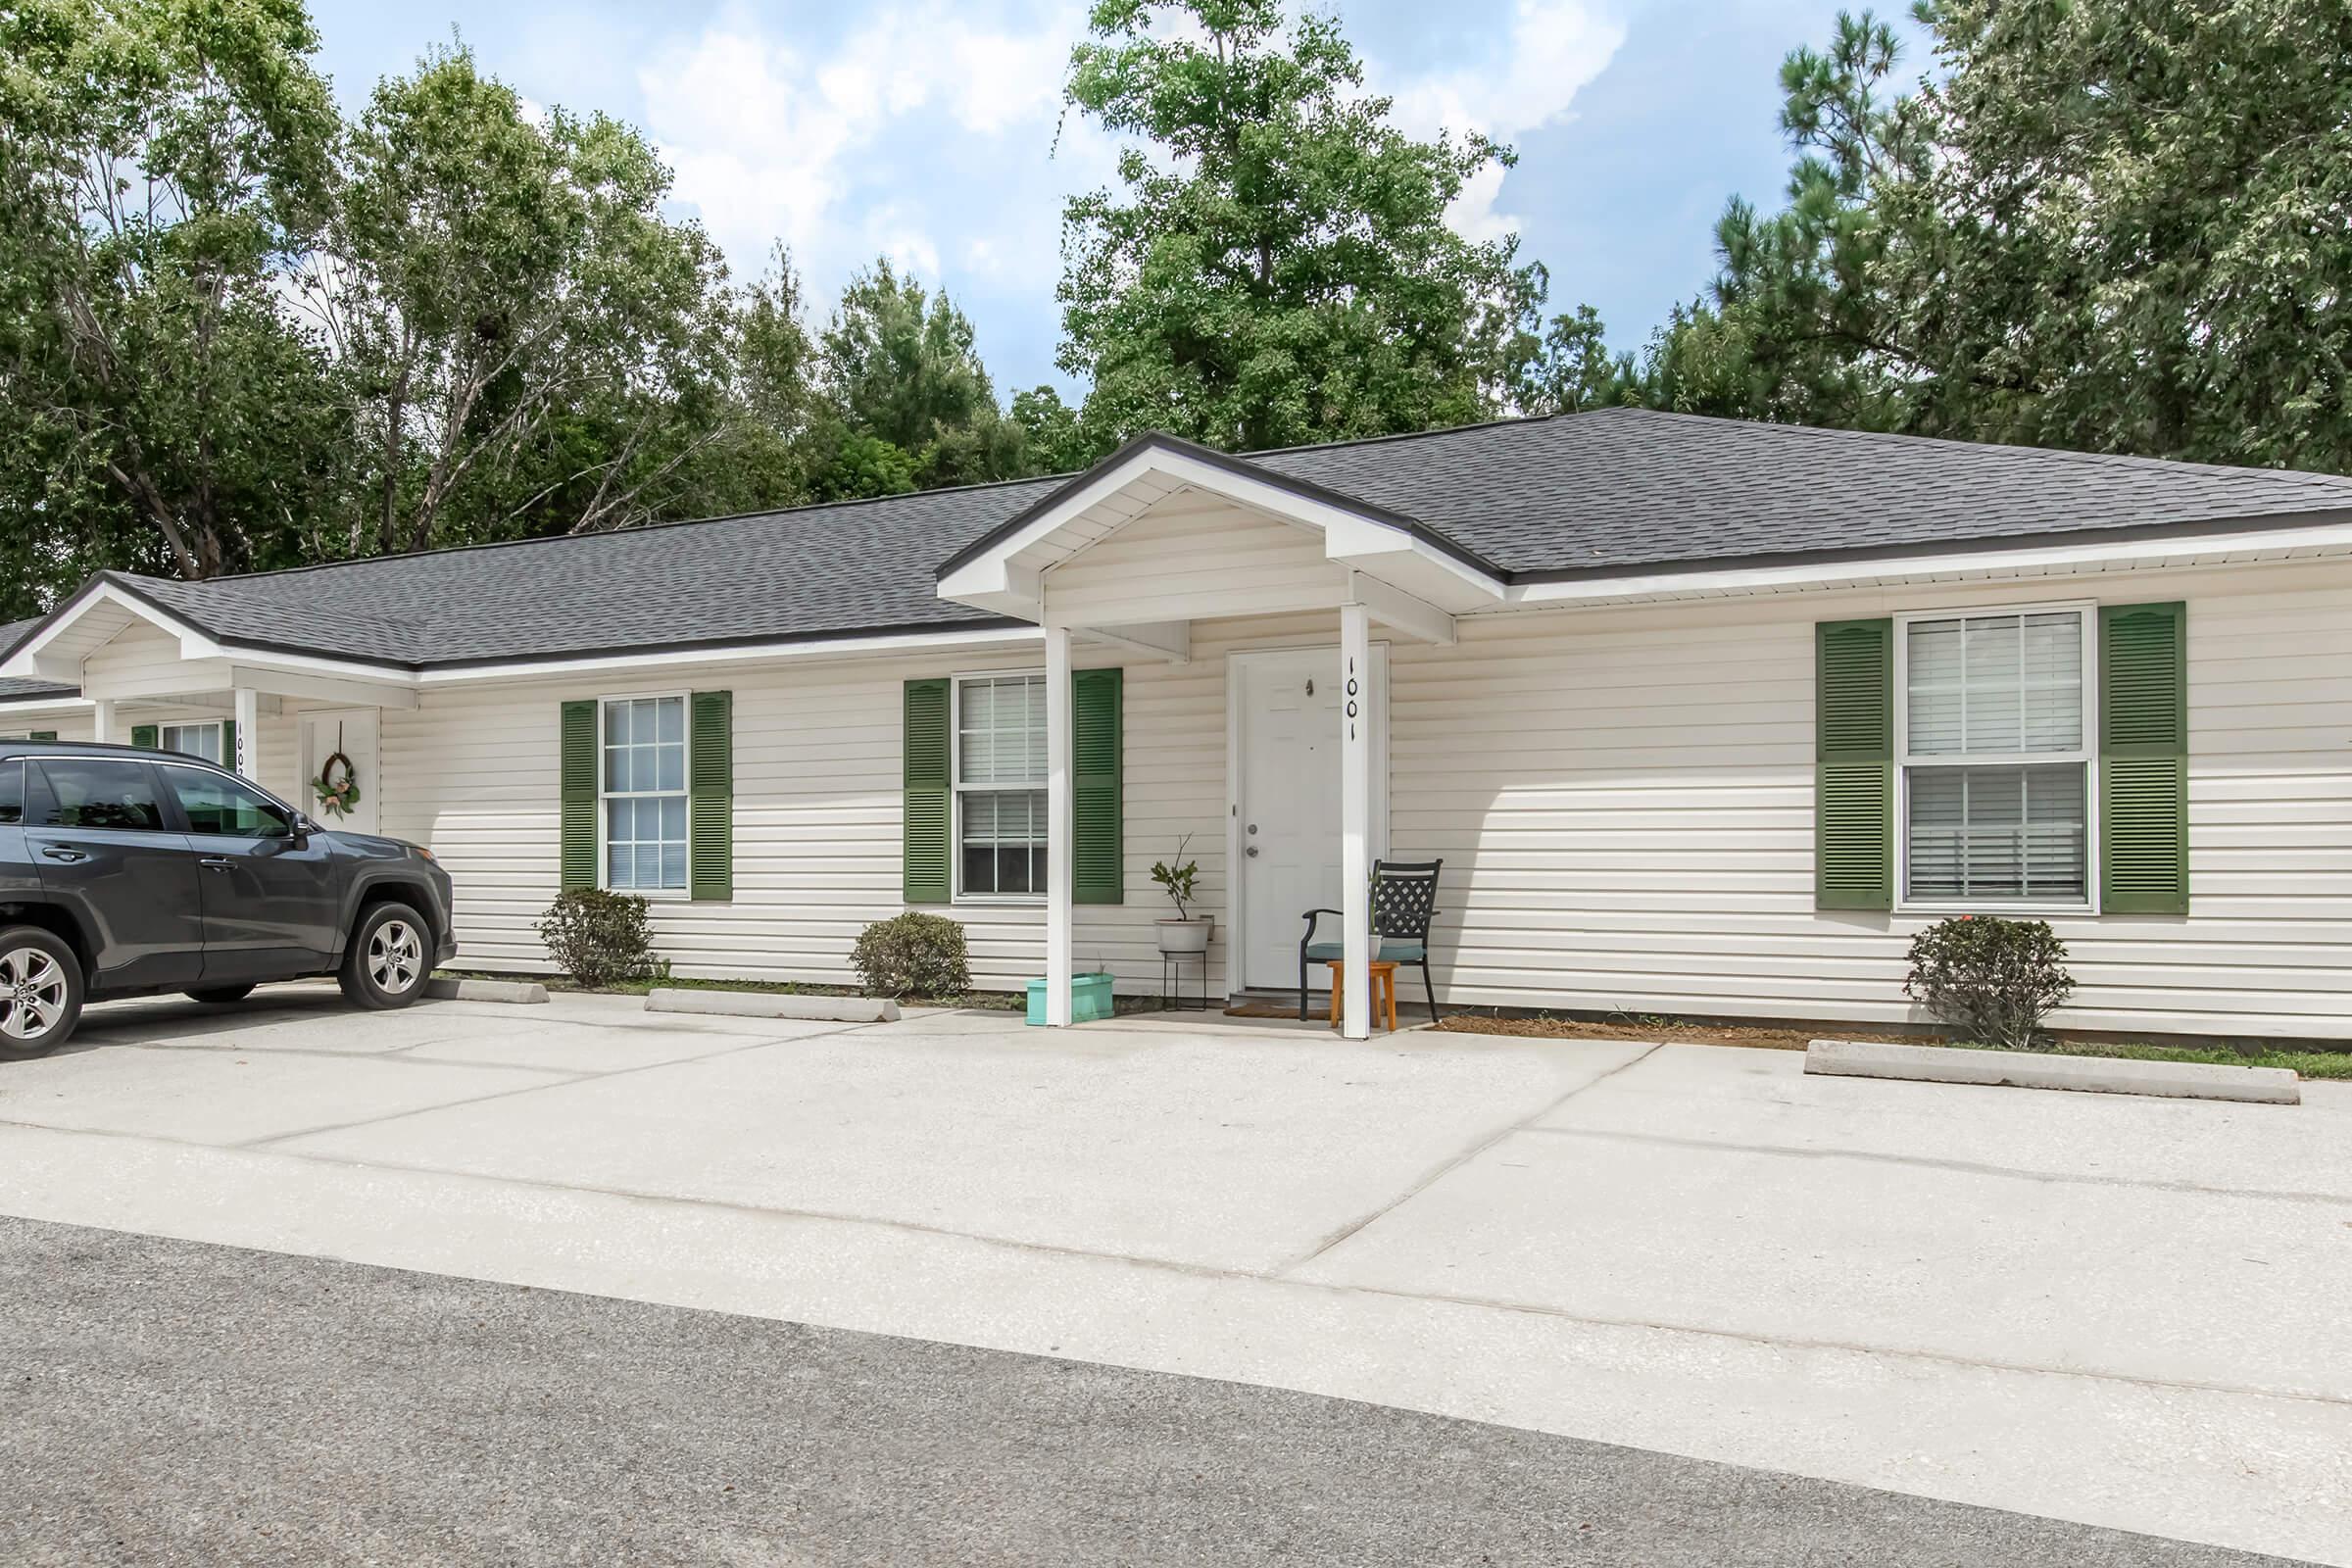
[312,723,363,817]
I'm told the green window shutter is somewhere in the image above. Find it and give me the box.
[2099,602,2188,914]
[28,731,56,742]
[689,690,733,902]
[1816,617,1893,910]
[220,719,236,768]
[560,700,599,890]
[903,678,952,905]
[1072,666,1123,906]
[130,723,158,749]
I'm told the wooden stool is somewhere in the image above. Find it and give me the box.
[1325,959,1400,1033]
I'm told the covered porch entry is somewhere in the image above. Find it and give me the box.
[2,578,416,820]
[937,436,1506,1038]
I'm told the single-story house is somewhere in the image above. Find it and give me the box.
[6,408,2351,1041]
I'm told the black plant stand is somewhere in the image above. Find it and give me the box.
[1159,950,1209,1011]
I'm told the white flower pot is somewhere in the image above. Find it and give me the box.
[1155,917,1212,956]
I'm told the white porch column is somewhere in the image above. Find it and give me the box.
[233,686,260,781]
[1044,622,1074,1026]
[92,700,117,745]
[1340,601,1372,1041]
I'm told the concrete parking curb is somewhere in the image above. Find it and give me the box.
[645,988,899,1024]
[1805,1038,2300,1105]
[423,978,550,1004]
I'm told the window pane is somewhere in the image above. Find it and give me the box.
[1907,612,2082,758]
[166,770,290,837]
[1906,763,2085,903]
[958,787,1046,896]
[34,760,167,832]
[0,760,22,826]
[958,674,1046,786]
[658,699,684,744]
[661,797,686,840]
[159,723,223,764]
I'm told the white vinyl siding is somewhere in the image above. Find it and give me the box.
[1896,608,2092,908]
[368,561,2352,1043]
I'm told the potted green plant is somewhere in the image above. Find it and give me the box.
[1150,836,1212,955]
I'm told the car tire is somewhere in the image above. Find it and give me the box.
[185,985,257,1005]
[340,901,431,1010]
[0,926,85,1059]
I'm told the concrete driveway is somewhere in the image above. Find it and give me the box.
[1,986,2346,1563]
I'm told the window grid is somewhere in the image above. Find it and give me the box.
[159,721,224,764]
[954,672,1048,900]
[600,695,689,893]
[1895,607,2096,910]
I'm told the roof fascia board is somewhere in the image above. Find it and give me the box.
[0,694,94,713]
[414,623,1045,685]
[1345,570,1455,646]
[1505,516,2352,607]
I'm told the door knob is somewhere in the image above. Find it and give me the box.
[1247,846,1259,858]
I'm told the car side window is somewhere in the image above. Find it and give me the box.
[0,760,22,826]
[165,769,292,838]
[32,760,169,832]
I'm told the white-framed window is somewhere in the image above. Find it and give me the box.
[159,720,225,764]
[600,693,688,893]
[954,671,1047,900]
[1896,604,2095,910]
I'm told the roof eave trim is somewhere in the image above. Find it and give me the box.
[1505,508,2352,605]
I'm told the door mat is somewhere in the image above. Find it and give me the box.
[1224,1000,1313,1019]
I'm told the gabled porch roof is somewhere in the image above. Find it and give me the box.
[933,434,1506,641]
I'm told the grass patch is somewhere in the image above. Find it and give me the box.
[1437,1010,2352,1079]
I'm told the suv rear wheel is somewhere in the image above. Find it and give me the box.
[0,926,84,1058]
[340,901,430,1010]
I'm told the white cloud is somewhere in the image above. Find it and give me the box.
[641,3,1082,296]
[1377,0,1628,242]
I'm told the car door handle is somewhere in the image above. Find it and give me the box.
[40,847,88,864]
[199,857,236,871]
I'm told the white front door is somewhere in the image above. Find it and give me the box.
[1235,648,1384,993]
[299,709,380,836]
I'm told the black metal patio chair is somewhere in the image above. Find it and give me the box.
[1299,858,1443,1024]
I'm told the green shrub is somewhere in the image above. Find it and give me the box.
[1904,914,2075,1052]
[852,911,970,999]
[536,889,662,988]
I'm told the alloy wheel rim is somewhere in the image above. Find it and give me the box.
[0,947,68,1041]
[368,919,422,995]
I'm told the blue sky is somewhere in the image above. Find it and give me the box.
[306,0,1900,398]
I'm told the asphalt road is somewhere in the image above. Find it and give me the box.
[0,1215,2310,1568]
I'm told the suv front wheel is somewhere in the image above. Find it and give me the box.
[340,901,431,1010]
[0,926,84,1058]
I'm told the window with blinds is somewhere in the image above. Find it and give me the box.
[955,672,1048,898]
[1899,609,2092,906]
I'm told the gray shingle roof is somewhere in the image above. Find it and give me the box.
[32,409,2352,671]
[0,618,78,702]
[1250,408,2352,577]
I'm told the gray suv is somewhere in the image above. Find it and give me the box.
[0,741,456,1057]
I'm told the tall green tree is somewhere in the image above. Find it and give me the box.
[805,257,1027,497]
[0,0,343,596]
[1055,0,1550,453]
[1884,0,2352,468]
[1641,9,1926,427]
[300,45,735,556]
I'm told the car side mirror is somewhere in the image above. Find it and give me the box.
[289,812,317,843]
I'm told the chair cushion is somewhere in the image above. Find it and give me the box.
[1304,940,1425,963]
